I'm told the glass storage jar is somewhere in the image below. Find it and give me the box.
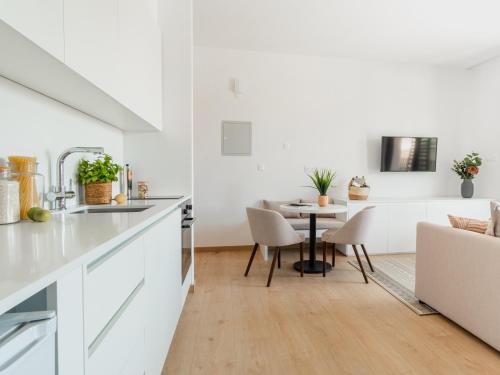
[8,156,45,220]
[0,159,20,224]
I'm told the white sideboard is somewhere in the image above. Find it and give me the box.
[334,197,492,255]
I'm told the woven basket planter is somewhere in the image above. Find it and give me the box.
[85,182,112,205]
[348,186,370,200]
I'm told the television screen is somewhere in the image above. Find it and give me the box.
[380,137,438,172]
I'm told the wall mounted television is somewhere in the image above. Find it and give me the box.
[380,136,438,172]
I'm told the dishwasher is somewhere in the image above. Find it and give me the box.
[0,311,57,375]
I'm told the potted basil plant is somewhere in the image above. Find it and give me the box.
[78,154,122,205]
[307,168,336,207]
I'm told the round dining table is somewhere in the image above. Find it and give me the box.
[280,203,348,274]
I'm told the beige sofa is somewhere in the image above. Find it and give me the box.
[415,222,500,351]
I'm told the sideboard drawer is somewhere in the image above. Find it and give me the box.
[85,236,144,344]
[86,283,145,375]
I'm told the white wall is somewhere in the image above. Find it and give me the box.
[0,76,123,207]
[466,56,500,199]
[194,47,473,246]
[124,0,193,197]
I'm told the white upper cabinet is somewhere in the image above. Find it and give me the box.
[118,0,162,128]
[0,0,162,131]
[0,0,64,61]
[64,0,119,98]
[63,0,162,129]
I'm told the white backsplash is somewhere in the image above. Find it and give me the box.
[0,76,124,208]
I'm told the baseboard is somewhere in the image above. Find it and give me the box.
[195,245,254,252]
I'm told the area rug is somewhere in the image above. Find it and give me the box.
[348,254,438,316]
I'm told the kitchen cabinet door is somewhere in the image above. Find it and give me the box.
[0,0,64,60]
[144,208,182,375]
[118,0,162,129]
[64,0,119,97]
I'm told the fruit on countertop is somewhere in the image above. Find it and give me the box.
[27,207,42,220]
[114,193,126,204]
[28,207,51,222]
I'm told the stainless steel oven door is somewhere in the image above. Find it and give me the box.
[181,218,194,284]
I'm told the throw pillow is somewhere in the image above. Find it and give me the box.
[486,201,500,237]
[448,215,489,234]
[262,199,301,219]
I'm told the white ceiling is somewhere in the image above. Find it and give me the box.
[194,0,500,68]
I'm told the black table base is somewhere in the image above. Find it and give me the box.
[292,212,333,274]
[293,260,332,274]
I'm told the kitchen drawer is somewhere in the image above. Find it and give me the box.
[85,236,144,344]
[121,339,146,375]
[86,282,145,375]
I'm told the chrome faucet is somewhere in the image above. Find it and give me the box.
[47,147,104,210]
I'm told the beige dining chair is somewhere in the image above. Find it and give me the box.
[245,207,305,287]
[321,206,376,283]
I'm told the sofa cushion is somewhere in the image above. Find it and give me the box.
[448,215,489,234]
[286,218,344,230]
[300,198,336,218]
[262,199,301,218]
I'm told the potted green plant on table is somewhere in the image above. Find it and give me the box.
[307,168,336,207]
[452,152,482,198]
[78,154,122,204]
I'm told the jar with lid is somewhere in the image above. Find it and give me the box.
[137,181,149,199]
[8,156,45,220]
[0,158,20,224]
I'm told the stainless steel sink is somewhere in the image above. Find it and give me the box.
[70,205,153,214]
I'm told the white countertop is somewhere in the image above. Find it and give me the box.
[0,196,190,314]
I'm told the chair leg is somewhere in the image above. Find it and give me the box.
[322,242,326,277]
[331,243,336,268]
[244,243,259,276]
[267,247,280,287]
[360,244,374,272]
[352,245,368,283]
[278,247,281,269]
[299,242,304,277]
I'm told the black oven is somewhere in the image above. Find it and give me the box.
[181,200,194,285]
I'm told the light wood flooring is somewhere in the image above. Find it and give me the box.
[163,248,500,375]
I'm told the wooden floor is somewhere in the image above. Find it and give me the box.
[163,248,500,375]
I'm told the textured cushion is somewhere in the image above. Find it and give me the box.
[300,198,336,218]
[448,215,489,234]
[262,199,301,218]
[286,218,344,230]
[486,201,500,237]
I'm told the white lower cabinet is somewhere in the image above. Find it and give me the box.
[84,236,145,345]
[336,198,491,255]
[86,284,145,375]
[80,208,184,375]
[144,208,182,375]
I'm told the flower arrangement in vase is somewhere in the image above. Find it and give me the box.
[452,152,482,198]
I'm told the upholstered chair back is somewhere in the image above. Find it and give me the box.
[246,207,303,247]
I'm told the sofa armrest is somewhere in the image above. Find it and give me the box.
[415,222,500,350]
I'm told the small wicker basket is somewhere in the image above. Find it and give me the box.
[348,178,370,200]
[85,182,112,205]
